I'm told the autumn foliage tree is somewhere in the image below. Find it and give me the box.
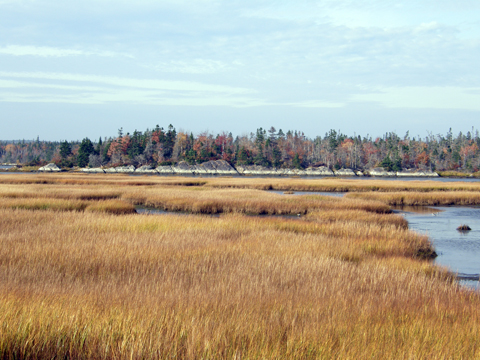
[2,126,480,173]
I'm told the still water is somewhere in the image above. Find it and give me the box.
[399,206,480,290]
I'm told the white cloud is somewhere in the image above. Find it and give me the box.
[0,71,254,94]
[154,59,235,74]
[0,91,267,107]
[0,45,129,58]
[1,0,480,132]
[286,100,345,108]
[352,86,480,111]
[414,21,441,33]
[0,71,263,107]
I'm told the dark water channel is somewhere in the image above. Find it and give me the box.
[397,206,480,290]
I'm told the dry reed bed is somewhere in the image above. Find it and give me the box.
[0,183,135,214]
[0,209,476,359]
[122,186,392,215]
[0,197,135,214]
[346,191,480,206]
[204,177,480,193]
[0,181,392,215]
[0,173,207,187]
[437,171,480,178]
[0,175,479,358]
[306,209,409,229]
[0,183,122,200]
[2,173,480,193]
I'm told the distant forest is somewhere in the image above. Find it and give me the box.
[1,125,480,172]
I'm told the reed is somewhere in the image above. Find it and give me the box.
[0,184,121,201]
[122,186,392,215]
[437,171,472,178]
[2,173,480,193]
[0,173,207,187]
[306,209,409,229]
[0,197,89,212]
[204,177,480,193]
[345,191,480,206]
[0,209,476,359]
[0,174,479,358]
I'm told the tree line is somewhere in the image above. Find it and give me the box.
[1,126,480,172]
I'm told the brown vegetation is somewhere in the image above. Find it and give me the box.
[204,176,480,193]
[0,174,479,359]
[2,173,480,193]
[438,171,480,178]
[346,191,480,206]
[122,186,392,215]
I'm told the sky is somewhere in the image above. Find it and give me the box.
[1,0,480,141]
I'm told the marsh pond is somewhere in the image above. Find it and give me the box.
[398,206,480,290]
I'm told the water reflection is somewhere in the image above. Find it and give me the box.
[401,206,480,290]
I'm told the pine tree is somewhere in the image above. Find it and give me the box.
[77,138,95,167]
[59,141,72,160]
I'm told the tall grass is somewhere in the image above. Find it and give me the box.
[345,191,480,206]
[2,173,480,193]
[0,209,475,359]
[0,174,479,358]
[204,177,480,193]
[122,186,392,215]
[438,170,480,178]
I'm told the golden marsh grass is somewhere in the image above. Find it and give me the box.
[122,186,392,215]
[203,176,480,193]
[2,173,480,193]
[345,191,480,206]
[0,174,479,358]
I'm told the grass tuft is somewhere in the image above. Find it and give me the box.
[456,224,472,231]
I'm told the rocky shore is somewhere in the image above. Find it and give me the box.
[73,161,440,177]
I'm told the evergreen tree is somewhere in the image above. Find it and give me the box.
[163,124,177,160]
[272,146,282,168]
[237,146,253,165]
[292,153,302,169]
[95,137,103,155]
[59,141,72,159]
[380,154,395,171]
[77,138,95,167]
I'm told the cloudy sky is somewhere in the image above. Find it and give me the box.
[1,0,480,140]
